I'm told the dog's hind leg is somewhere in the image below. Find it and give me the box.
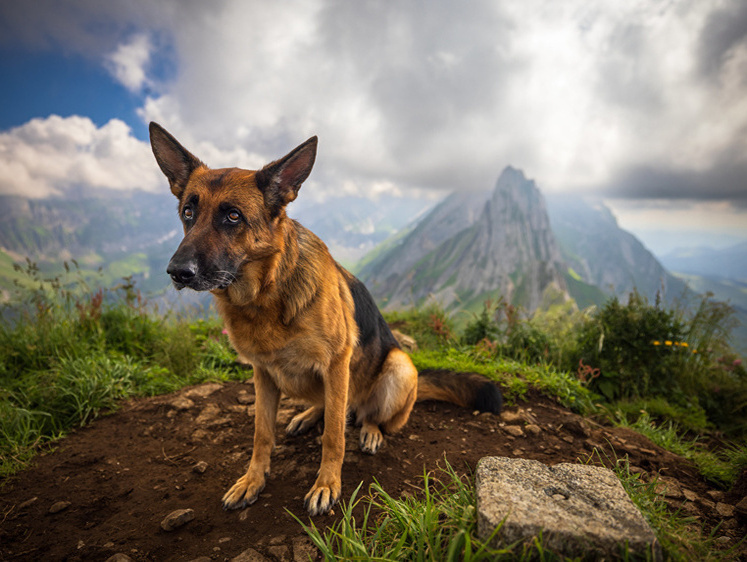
[286,405,324,436]
[358,348,418,454]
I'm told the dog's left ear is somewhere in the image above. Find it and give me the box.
[255,136,317,217]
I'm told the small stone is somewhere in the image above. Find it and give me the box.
[184,382,223,398]
[501,411,522,423]
[106,555,134,562]
[18,497,38,510]
[193,461,209,473]
[292,535,318,562]
[706,490,724,502]
[267,545,290,561]
[49,501,71,514]
[219,537,232,543]
[160,508,195,531]
[269,535,287,545]
[715,502,735,518]
[682,489,699,502]
[504,425,524,437]
[191,429,209,440]
[169,396,195,410]
[195,403,221,424]
[715,536,731,545]
[231,547,270,561]
[524,424,542,435]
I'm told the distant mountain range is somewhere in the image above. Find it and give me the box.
[1,170,743,356]
[358,167,689,315]
[659,243,747,281]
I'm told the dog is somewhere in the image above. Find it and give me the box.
[149,122,503,516]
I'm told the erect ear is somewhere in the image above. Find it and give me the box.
[149,122,204,199]
[254,136,317,218]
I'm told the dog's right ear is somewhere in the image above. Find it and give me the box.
[149,122,204,199]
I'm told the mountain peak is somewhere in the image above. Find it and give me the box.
[359,168,569,313]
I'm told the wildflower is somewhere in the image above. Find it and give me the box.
[680,342,689,347]
[665,340,672,346]
[652,340,661,346]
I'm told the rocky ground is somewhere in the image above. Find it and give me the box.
[1,379,745,561]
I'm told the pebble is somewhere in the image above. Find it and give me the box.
[715,502,735,518]
[292,535,318,562]
[160,508,195,531]
[524,424,542,435]
[504,425,524,437]
[231,547,270,561]
[169,396,195,410]
[184,382,223,398]
[193,461,209,474]
[105,555,134,562]
[18,497,38,510]
[267,545,290,561]
[49,501,71,514]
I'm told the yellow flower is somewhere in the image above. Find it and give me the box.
[680,342,689,347]
[653,340,661,346]
[665,340,672,346]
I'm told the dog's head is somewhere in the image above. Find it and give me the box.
[149,122,317,292]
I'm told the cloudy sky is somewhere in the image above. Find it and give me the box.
[1,0,746,255]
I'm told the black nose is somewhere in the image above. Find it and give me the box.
[167,261,198,285]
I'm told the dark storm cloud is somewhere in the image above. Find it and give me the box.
[698,0,747,79]
[606,159,747,206]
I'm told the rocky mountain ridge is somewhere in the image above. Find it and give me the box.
[358,167,572,313]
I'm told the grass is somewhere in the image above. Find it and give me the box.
[612,410,747,489]
[296,456,741,561]
[0,265,247,478]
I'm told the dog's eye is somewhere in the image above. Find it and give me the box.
[226,209,241,224]
[183,206,194,221]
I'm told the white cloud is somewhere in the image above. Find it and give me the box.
[0,115,162,197]
[2,0,747,237]
[105,33,152,92]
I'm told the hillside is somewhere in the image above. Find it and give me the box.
[544,195,690,306]
[359,167,569,314]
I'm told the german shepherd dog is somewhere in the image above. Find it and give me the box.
[149,123,503,516]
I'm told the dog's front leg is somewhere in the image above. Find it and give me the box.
[222,366,280,509]
[304,351,351,516]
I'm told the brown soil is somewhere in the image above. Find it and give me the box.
[1,380,744,561]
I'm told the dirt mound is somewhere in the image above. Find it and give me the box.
[1,380,743,561]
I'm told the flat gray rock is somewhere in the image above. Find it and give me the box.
[476,457,661,560]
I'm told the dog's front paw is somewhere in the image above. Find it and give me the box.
[222,473,266,510]
[360,423,384,454]
[303,477,341,516]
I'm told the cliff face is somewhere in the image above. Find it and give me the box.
[359,167,569,313]
[544,195,689,305]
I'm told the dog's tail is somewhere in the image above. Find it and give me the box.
[417,370,503,414]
